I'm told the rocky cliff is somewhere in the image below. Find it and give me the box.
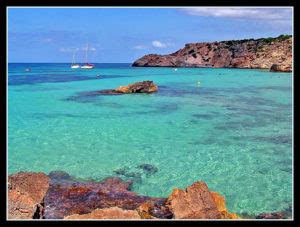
[132,35,292,72]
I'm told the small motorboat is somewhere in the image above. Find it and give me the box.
[25,68,31,72]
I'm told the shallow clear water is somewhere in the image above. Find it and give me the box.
[8,63,292,216]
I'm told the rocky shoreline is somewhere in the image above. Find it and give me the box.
[132,35,292,72]
[8,171,291,220]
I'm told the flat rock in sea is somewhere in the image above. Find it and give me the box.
[8,172,50,219]
[96,81,158,95]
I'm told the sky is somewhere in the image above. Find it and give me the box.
[8,7,293,63]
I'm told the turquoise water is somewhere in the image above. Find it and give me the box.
[8,63,292,216]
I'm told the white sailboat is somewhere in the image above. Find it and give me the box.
[71,50,80,69]
[81,43,95,69]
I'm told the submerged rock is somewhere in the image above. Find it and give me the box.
[256,212,285,219]
[8,172,50,219]
[97,81,158,95]
[137,163,158,176]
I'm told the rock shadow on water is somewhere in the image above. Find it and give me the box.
[8,74,97,86]
[231,135,292,145]
[192,113,216,120]
[134,103,179,115]
[32,113,102,119]
[113,163,159,185]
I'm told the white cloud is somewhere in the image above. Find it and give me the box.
[152,40,167,48]
[133,45,147,50]
[180,7,292,21]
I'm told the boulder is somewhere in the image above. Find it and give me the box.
[166,181,222,219]
[64,207,141,219]
[270,64,292,72]
[165,181,239,219]
[8,172,50,219]
[115,81,158,93]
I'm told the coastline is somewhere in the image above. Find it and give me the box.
[7,171,292,220]
[132,35,292,72]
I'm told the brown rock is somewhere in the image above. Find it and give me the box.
[137,199,173,219]
[270,64,292,72]
[96,81,158,95]
[210,191,240,219]
[115,81,158,94]
[8,172,50,219]
[64,207,141,219]
[44,175,161,219]
[166,181,221,219]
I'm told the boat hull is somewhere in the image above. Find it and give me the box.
[81,65,95,69]
[71,65,80,69]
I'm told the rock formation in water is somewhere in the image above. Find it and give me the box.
[97,81,158,95]
[7,171,241,220]
[132,35,292,72]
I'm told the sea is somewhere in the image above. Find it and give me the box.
[8,63,293,217]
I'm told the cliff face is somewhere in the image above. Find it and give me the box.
[132,35,292,71]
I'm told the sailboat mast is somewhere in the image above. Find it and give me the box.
[72,51,75,65]
[85,43,89,63]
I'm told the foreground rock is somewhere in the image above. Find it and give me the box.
[44,174,161,219]
[97,81,158,95]
[165,182,239,219]
[132,35,292,71]
[8,172,50,219]
[64,207,141,219]
[8,171,242,220]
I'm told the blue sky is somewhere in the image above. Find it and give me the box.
[8,7,293,63]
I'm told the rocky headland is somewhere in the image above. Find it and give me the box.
[8,171,291,220]
[132,35,292,72]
